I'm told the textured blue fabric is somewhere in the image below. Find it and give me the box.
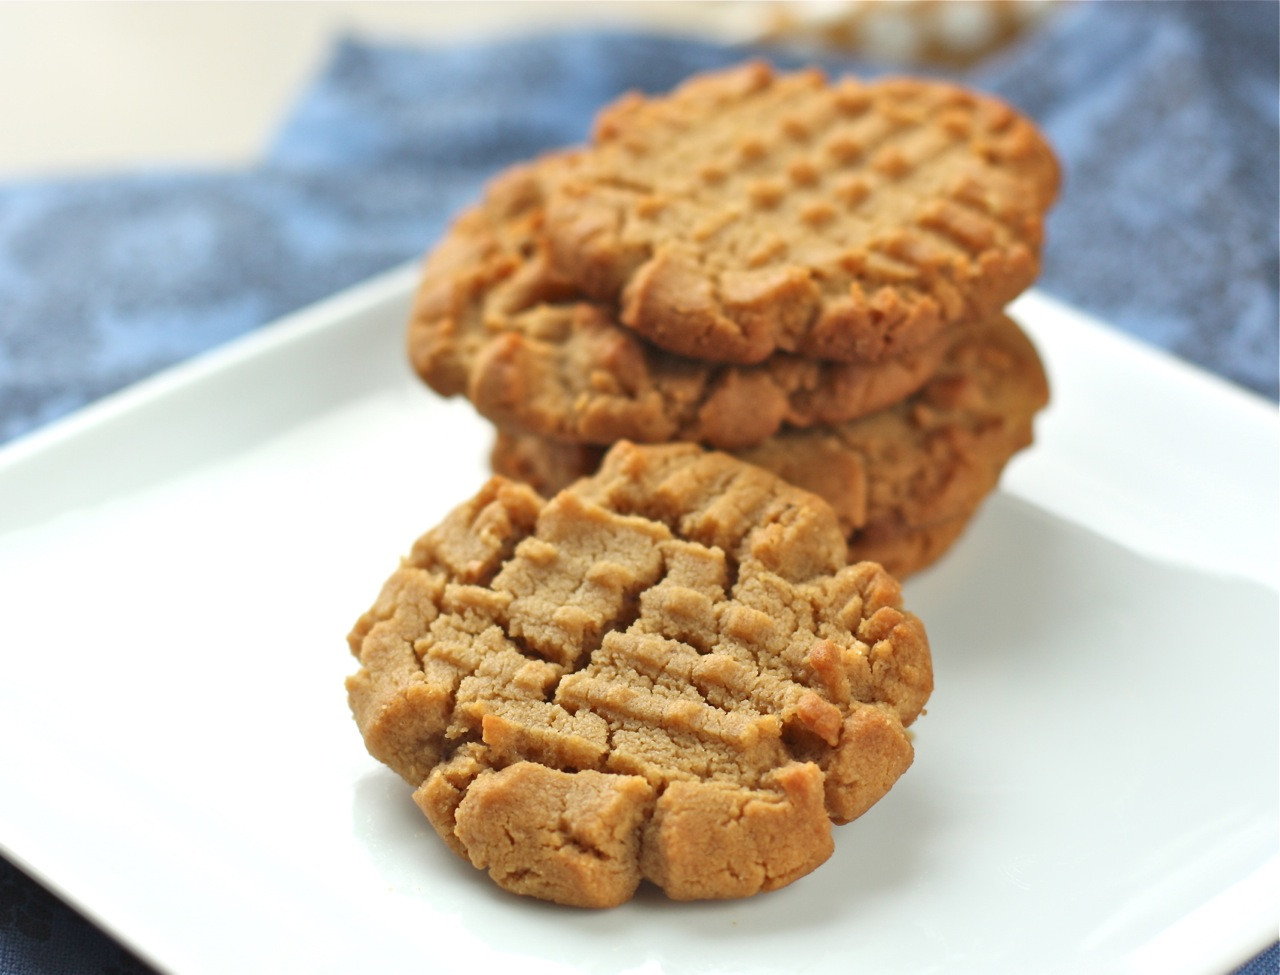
[1,2,1276,448]
[1241,943,1280,975]
[1,3,1276,973]
[977,0,1279,401]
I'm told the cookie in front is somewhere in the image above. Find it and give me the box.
[346,442,932,907]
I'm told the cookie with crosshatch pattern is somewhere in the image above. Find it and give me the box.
[409,150,952,450]
[542,60,1059,364]
[492,428,981,580]
[490,311,1049,578]
[346,442,932,907]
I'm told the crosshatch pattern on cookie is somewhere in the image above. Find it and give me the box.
[409,153,953,451]
[544,61,1060,364]
[346,443,932,907]
[490,312,1048,577]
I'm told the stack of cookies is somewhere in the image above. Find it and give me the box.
[409,61,1058,578]
[346,62,1062,908]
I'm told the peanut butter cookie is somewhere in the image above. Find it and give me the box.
[543,61,1059,364]
[491,313,1047,577]
[346,442,932,906]
[411,151,951,449]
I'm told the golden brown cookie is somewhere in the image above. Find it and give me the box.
[346,442,932,907]
[410,152,951,450]
[846,507,979,577]
[491,432,986,578]
[543,61,1059,364]
[490,312,1047,577]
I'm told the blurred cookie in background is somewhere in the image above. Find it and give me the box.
[757,0,1066,68]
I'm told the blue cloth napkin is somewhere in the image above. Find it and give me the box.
[0,0,1276,451]
[1,2,1276,973]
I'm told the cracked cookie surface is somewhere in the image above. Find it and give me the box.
[410,151,950,450]
[491,312,1048,577]
[543,61,1059,364]
[346,442,932,906]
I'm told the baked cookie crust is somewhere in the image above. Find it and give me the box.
[410,152,952,450]
[543,61,1059,364]
[491,313,1048,577]
[347,442,932,906]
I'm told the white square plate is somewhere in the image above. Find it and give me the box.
[0,265,1275,975]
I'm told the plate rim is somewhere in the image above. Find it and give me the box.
[0,269,1275,975]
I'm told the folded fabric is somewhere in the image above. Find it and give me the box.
[0,1,1275,450]
[0,3,1277,974]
